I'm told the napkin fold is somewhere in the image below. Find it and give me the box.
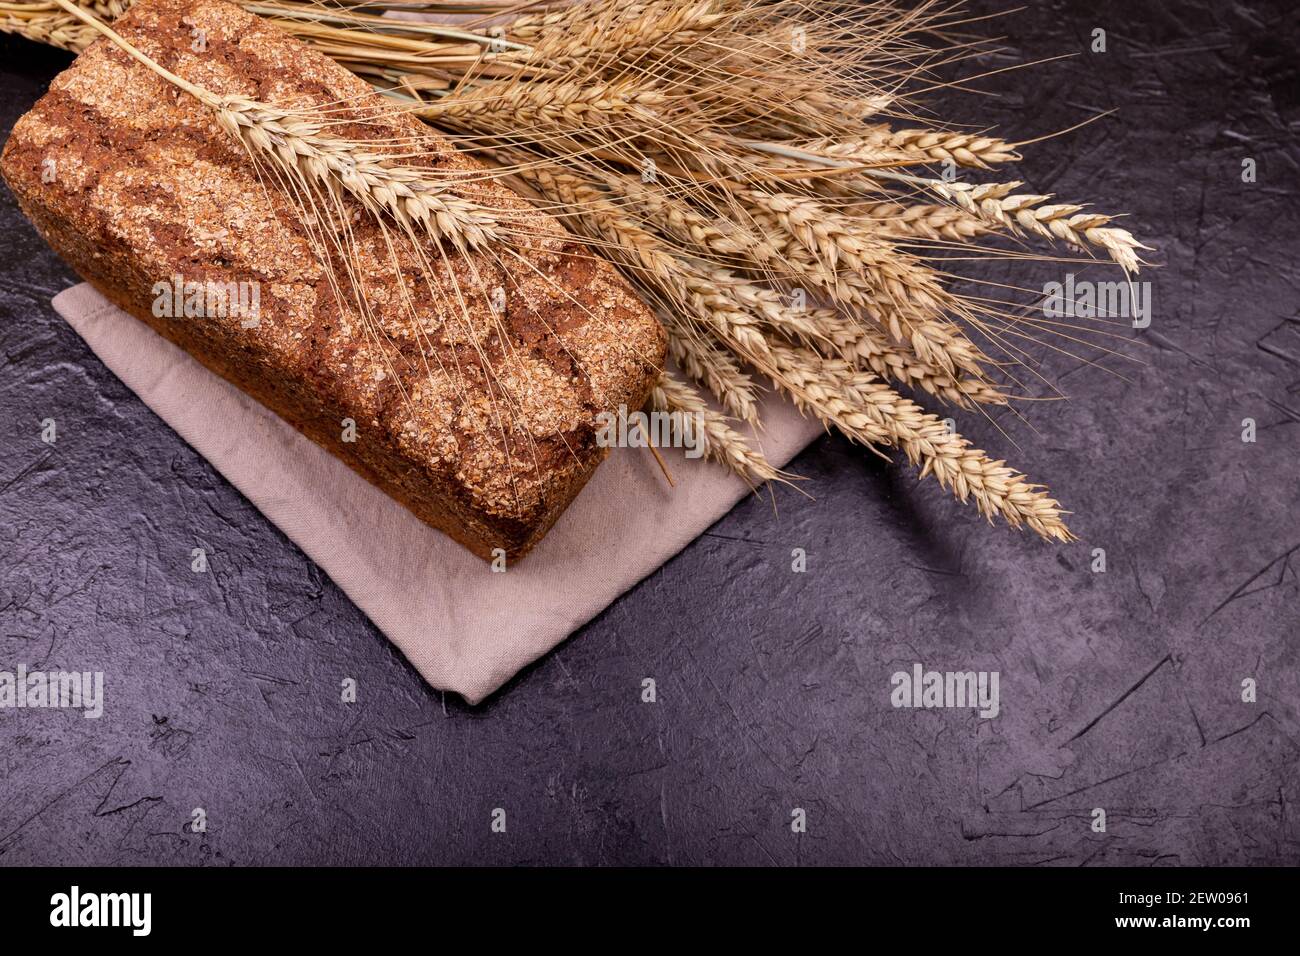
[53,283,820,704]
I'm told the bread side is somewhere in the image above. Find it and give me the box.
[1,0,666,561]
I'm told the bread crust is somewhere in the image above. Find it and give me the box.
[1,0,666,562]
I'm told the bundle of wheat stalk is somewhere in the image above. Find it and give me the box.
[5,0,1151,543]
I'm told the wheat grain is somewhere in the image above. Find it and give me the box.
[505,5,580,43]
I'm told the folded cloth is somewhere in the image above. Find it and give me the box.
[53,283,821,704]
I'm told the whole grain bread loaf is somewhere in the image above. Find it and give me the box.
[1,0,666,563]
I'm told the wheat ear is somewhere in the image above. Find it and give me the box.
[736,190,991,379]
[53,0,503,254]
[806,129,1020,169]
[851,199,990,242]
[665,325,762,426]
[596,173,1000,403]
[214,102,501,253]
[885,174,1151,273]
[1,11,96,52]
[418,79,674,134]
[652,373,783,485]
[763,342,1074,540]
[806,312,1008,408]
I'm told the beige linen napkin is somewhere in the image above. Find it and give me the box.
[52,283,821,704]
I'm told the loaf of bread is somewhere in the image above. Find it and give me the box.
[1,0,666,562]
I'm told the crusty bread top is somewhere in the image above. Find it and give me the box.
[2,0,665,525]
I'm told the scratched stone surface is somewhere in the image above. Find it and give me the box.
[1,0,1297,866]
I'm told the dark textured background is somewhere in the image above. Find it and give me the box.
[1,0,1298,866]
